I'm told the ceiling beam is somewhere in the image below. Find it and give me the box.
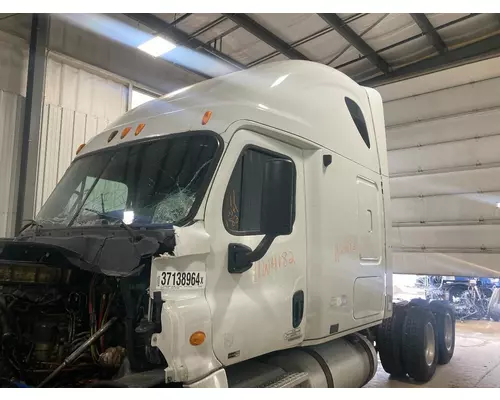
[360,33,500,87]
[410,13,447,55]
[124,13,245,71]
[318,13,390,74]
[170,13,192,26]
[223,13,309,60]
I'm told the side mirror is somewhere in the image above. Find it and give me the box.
[261,158,295,236]
[228,158,295,274]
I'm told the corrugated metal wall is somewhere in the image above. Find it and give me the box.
[35,57,128,212]
[378,56,500,277]
[0,33,27,237]
[0,90,24,237]
[0,30,129,236]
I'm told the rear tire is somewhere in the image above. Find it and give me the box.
[376,302,407,377]
[429,300,455,364]
[488,288,500,322]
[402,306,438,382]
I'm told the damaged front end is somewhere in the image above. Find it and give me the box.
[0,130,223,387]
[0,226,176,388]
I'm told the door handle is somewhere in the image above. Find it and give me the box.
[367,209,373,233]
[292,290,304,328]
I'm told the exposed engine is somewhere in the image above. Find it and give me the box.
[422,276,497,321]
[0,261,164,387]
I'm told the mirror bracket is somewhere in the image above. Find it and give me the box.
[228,235,276,274]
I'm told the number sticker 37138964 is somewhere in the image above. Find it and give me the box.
[156,271,206,290]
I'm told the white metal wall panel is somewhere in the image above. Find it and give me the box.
[390,166,500,198]
[0,32,26,237]
[378,56,500,102]
[389,134,500,175]
[393,225,500,249]
[385,77,500,127]
[0,90,24,237]
[380,56,500,276]
[35,57,127,212]
[0,32,28,95]
[386,106,500,150]
[392,192,500,223]
[393,253,500,276]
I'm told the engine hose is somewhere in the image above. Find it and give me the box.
[37,317,118,388]
[0,297,13,339]
[120,280,140,370]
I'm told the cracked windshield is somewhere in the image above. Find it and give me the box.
[36,134,219,228]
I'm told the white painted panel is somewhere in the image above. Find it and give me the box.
[385,77,500,126]
[386,106,500,150]
[390,166,500,198]
[393,252,500,276]
[377,56,500,102]
[85,115,98,142]
[391,197,424,223]
[36,104,50,213]
[389,134,500,175]
[45,56,128,120]
[41,105,63,206]
[73,112,87,153]
[0,90,24,237]
[393,225,500,249]
[35,56,128,213]
[0,31,28,96]
[392,192,500,223]
[57,108,75,181]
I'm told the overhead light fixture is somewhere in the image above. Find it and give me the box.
[138,36,176,57]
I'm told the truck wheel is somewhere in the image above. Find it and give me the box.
[402,306,438,382]
[488,288,500,322]
[429,300,455,364]
[376,302,407,377]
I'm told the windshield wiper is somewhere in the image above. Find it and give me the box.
[17,219,43,235]
[83,208,141,242]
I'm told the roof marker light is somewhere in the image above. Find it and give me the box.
[138,36,176,57]
[135,123,146,136]
[121,127,132,139]
[202,111,212,125]
[76,143,86,155]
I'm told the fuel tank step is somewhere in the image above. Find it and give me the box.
[258,372,309,388]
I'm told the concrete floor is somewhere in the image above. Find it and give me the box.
[365,320,500,388]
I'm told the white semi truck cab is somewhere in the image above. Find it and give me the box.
[0,61,455,388]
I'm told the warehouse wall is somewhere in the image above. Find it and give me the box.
[0,32,27,237]
[378,56,500,277]
[0,30,129,236]
[36,57,128,212]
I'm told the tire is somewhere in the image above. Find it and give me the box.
[402,306,438,382]
[488,288,500,322]
[409,298,429,308]
[376,302,408,377]
[429,300,456,364]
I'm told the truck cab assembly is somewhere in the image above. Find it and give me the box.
[0,60,455,388]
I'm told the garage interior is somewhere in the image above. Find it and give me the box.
[1,12,500,388]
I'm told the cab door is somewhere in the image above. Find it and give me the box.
[353,174,385,320]
[204,129,307,365]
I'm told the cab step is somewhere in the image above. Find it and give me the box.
[258,372,309,388]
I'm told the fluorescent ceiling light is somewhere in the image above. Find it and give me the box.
[138,36,176,57]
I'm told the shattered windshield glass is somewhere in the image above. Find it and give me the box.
[35,133,220,228]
